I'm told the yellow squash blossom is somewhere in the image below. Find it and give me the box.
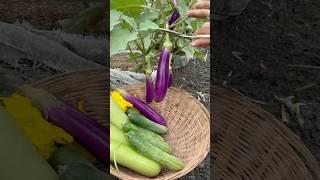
[111,90,132,112]
[0,94,73,159]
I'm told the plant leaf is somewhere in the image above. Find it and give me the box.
[110,29,138,56]
[139,20,159,31]
[144,34,152,50]
[110,10,123,31]
[182,46,194,59]
[139,10,160,22]
[194,49,206,61]
[111,0,144,17]
[121,15,138,31]
[177,2,188,16]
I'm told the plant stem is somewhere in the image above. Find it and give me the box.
[115,5,160,12]
[128,45,141,64]
[169,16,189,28]
[138,34,146,55]
[156,0,166,25]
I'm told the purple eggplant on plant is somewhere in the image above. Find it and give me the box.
[168,10,181,25]
[145,58,154,103]
[168,0,180,25]
[146,77,154,103]
[155,47,171,102]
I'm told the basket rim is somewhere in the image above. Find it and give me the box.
[31,68,107,87]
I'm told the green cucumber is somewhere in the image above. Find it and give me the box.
[126,107,140,114]
[127,108,168,134]
[123,122,165,142]
[127,131,184,171]
[110,139,161,177]
[131,129,171,153]
[110,124,129,145]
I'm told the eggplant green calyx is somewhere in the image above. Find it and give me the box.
[163,33,173,52]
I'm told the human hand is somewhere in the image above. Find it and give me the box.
[186,1,210,48]
[185,1,210,19]
[191,22,210,48]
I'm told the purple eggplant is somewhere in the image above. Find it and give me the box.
[168,0,180,25]
[146,76,154,103]
[19,85,108,164]
[168,10,181,25]
[155,48,171,102]
[48,106,108,164]
[118,89,167,126]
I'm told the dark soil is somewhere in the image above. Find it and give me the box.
[214,0,320,163]
[0,0,83,30]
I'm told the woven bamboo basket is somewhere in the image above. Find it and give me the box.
[212,86,320,180]
[31,68,210,180]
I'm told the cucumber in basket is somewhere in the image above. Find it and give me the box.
[127,108,168,134]
[129,128,171,153]
[110,124,129,145]
[110,139,161,177]
[123,122,165,142]
[127,130,184,171]
[0,105,58,180]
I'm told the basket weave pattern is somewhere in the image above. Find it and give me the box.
[212,87,320,180]
[111,83,210,180]
[31,69,210,180]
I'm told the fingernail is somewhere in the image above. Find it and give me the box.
[191,41,196,47]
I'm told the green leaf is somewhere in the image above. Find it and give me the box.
[194,49,206,61]
[111,0,144,17]
[110,29,138,56]
[177,39,187,47]
[110,10,123,31]
[182,46,194,59]
[177,2,188,16]
[139,20,159,31]
[139,10,160,22]
[121,15,137,30]
[144,34,152,50]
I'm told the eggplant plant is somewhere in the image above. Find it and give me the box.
[111,0,208,103]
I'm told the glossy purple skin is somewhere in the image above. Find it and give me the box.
[168,10,180,25]
[155,48,170,102]
[64,104,106,137]
[167,73,173,87]
[125,94,167,126]
[47,106,108,164]
[146,77,154,103]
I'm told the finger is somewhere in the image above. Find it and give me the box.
[186,9,210,19]
[191,39,210,48]
[192,2,210,10]
[194,22,210,35]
